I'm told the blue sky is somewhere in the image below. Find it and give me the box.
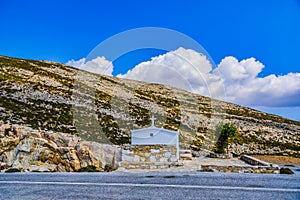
[0,0,299,121]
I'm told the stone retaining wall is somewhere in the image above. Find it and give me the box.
[119,144,181,170]
[199,155,280,174]
[200,164,280,174]
[240,155,270,166]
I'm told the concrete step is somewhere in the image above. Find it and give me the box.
[179,149,192,154]
[179,149,193,160]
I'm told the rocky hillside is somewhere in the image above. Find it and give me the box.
[0,55,300,158]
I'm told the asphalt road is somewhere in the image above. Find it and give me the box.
[0,172,299,200]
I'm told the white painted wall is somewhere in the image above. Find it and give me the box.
[131,127,179,159]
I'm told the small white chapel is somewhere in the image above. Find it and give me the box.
[131,115,180,159]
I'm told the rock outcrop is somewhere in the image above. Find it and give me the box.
[0,122,121,172]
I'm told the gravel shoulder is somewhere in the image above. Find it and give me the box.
[251,155,300,166]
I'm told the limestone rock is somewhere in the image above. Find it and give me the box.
[0,123,121,172]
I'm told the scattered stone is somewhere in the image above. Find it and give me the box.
[209,152,233,159]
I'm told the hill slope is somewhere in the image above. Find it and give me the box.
[0,55,299,157]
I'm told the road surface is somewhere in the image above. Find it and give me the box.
[0,172,299,199]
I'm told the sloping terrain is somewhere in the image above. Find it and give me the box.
[0,55,299,157]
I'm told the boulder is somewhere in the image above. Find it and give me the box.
[280,167,294,174]
[0,123,121,172]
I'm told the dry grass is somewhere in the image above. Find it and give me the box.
[252,155,300,166]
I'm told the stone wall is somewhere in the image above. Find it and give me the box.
[240,155,270,166]
[200,164,280,174]
[199,155,280,174]
[119,144,182,170]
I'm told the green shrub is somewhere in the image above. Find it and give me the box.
[197,127,208,133]
[76,165,99,172]
[104,164,115,172]
[5,168,21,173]
[215,123,238,154]
[31,170,42,173]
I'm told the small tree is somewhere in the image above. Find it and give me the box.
[215,123,238,154]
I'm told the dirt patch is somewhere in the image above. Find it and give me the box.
[252,155,300,166]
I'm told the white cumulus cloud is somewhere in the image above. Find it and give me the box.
[217,56,264,82]
[117,47,300,108]
[118,47,223,98]
[66,56,113,76]
[217,56,300,107]
[66,47,300,119]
